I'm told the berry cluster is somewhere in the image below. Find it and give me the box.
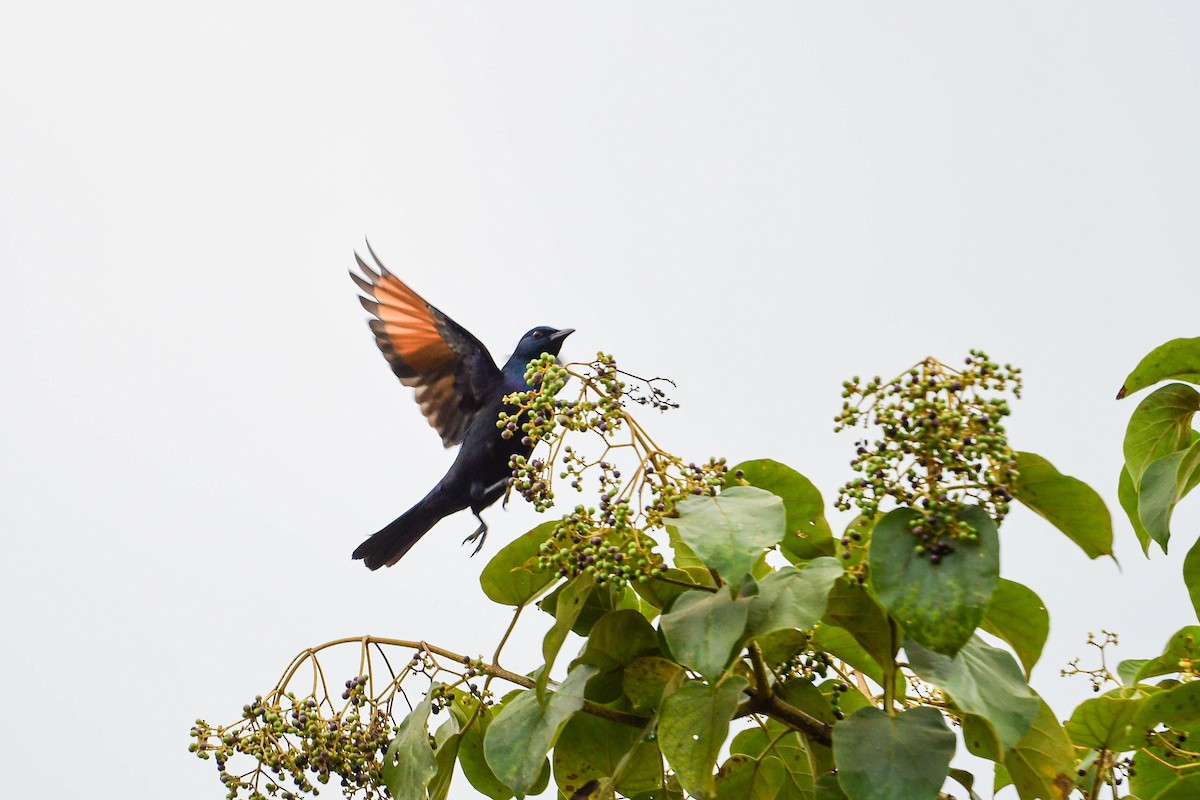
[189,685,391,799]
[189,640,487,800]
[501,353,729,587]
[834,352,1022,562]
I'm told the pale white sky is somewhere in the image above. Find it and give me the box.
[3,3,1199,798]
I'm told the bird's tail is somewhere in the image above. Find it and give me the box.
[352,494,451,570]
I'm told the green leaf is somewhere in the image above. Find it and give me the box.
[811,624,885,688]
[727,459,835,561]
[1131,719,1200,799]
[428,714,462,800]
[756,628,811,668]
[948,768,982,800]
[747,558,843,640]
[429,731,461,800]
[980,579,1049,679]
[574,609,660,673]
[906,636,1038,751]
[1137,680,1200,729]
[1123,383,1200,487]
[542,579,652,635]
[660,588,751,682]
[730,720,817,798]
[821,577,895,680]
[832,706,955,800]
[552,712,662,798]
[658,675,749,799]
[1120,465,1154,555]
[483,664,598,796]
[1139,439,1200,552]
[481,521,558,606]
[671,486,787,581]
[1118,659,1149,686]
[447,693,515,800]
[1186,537,1200,623]
[1065,686,1152,751]
[815,772,850,799]
[1012,452,1114,560]
[1118,337,1200,399]
[870,506,999,656]
[382,691,437,800]
[622,656,685,711]
[538,574,595,698]
[1136,626,1200,682]
[633,567,711,610]
[714,754,788,799]
[1002,697,1075,800]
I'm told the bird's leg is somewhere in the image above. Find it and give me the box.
[484,477,512,509]
[463,511,488,556]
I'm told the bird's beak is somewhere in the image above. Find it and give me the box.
[550,328,575,343]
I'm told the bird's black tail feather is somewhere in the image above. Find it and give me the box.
[352,494,449,570]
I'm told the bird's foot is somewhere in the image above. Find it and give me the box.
[463,516,488,556]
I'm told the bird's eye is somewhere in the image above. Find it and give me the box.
[533,330,544,339]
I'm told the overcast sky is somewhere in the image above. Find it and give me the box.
[3,3,1199,799]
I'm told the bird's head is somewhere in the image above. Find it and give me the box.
[511,326,574,364]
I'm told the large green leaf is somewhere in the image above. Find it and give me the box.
[906,636,1038,751]
[714,754,788,799]
[483,664,598,796]
[1186,537,1200,623]
[1011,452,1113,560]
[1122,384,1200,488]
[1139,439,1200,552]
[541,579,652,635]
[538,574,595,697]
[731,720,817,799]
[1118,338,1200,399]
[727,459,834,561]
[832,706,955,800]
[481,521,559,606]
[1002,697,1075,800]
[382,691,437,800]
[1131,719,1200,799]
[427,714,462,800]
[574,609,660,673]
[980,579,1049,679]
[633,567,712,610]
[622,656,685,711]
[948,768,983,800]
[552,712,662,797]
[1135,626,1200,682]
[1065,686,1152,752]
[747,558,843,640]
[671,486,786,582]
[821,577,895,678]
[660,587,751,681]
[1120,464,1155,555]
[658,675,749,799]
[1136,680,1200,729]
[870,506,999,656]
[810,625,885,687]
[448,693,516,800]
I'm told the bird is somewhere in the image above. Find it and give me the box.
[348,245,574,569]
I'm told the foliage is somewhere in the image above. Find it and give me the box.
[190,339,1200,800]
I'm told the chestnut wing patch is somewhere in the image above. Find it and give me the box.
[352,246,500,447]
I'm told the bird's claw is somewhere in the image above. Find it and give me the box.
[463,519,488,556]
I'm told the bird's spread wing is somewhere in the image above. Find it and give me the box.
[351,245,501,447]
